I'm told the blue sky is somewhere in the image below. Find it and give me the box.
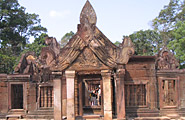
[18,0,170,43]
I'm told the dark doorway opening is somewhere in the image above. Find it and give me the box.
[82,79,103,115]
[11,84,23,109]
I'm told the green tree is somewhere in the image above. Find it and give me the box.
[152,0,185,44]
[125,30,162,56]
[152,0,185,68]
[20,33,48,57]
[13,33,48,70]
[0,0,47,55]
[60,31,74,48]
[0,0,47,73]
[114,41,121,46]
[168,21,185,68]
[0,53,16,73]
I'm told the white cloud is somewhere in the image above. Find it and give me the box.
[49,10,70,18]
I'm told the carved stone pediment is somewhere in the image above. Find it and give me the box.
[14,51,37,74]
[42,0,135,71]
[156,47,179,70]
[68,47,109,70]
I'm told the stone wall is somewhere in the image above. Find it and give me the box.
[125,57,156,81]
[0,74,8,114]
[62,75,67,116]
[125,56,158,110]
[180,73,185,108]
[27,82,37,112]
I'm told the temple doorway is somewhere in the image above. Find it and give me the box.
[11,84,23,109]
[78,74,103,116]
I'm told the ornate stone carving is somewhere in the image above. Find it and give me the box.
[68,48,108,70]
[40,37,60,67]
[14,51,37,74]
[80,0,97,25]
[117,37,135,64]
[44,0,135,71]
[156,47,179,70]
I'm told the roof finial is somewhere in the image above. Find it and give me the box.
[80,0,97,25]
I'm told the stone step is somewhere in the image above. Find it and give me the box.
[83,115,102,120]
[26,115,54,119]
[133,116,171,120]
[6,114,22,119]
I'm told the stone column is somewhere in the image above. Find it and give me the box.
[116,68,126,120]
[53,72,63,120]
[65,70,75,120]
[101,70,112,120]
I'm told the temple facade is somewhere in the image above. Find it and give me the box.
[0,1,185,120]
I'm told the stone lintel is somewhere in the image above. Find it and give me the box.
[65,71,76,78]
[101,70,112,78]
[52,71,63,75]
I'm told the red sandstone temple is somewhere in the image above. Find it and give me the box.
[0,1,185,120]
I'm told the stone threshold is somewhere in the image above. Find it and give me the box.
[83,114,102,120]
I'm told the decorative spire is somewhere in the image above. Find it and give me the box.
[80,0,97,25]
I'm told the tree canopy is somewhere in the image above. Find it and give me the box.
[125,30,162,56]
[0,0,47,73]
[123,0,185,68]
[168,21,185,68]
[60,31,74,48]
[152,0,185,45]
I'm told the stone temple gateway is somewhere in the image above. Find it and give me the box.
[0,1,185,120]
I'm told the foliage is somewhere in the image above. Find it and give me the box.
[123,0,185,68]
[0,0,47,55]
[168,21,185,68]
[152,0,185,44]
[152,0,185,68]
[21,33,48,56]
[0,54,16,73]
[114,41,121,46]
[60,31,74,48]
[0,0,47,73]
[13,33,48,69]
[125,30,162,56]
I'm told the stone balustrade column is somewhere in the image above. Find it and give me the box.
[65,70,75,120]
[116,68,126,120]
[101,70,112,120]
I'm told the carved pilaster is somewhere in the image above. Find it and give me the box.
[65,70,76,120]
[101,70,112,120]
[52,72,63,120]
[116,68,126,120]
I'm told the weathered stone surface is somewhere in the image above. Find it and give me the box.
[54,78,62,120]
[101,70,112,120]
[65,71,75,120]
[116,68,126,119]
[156,46,179,70]
[103,111,112,120]
[0,1,185,120]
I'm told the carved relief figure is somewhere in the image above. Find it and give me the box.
[162,80,176,106]
[156,47,179,70]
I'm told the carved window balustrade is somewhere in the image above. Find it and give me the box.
[38,85,53,108]
[125,84,146,107]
